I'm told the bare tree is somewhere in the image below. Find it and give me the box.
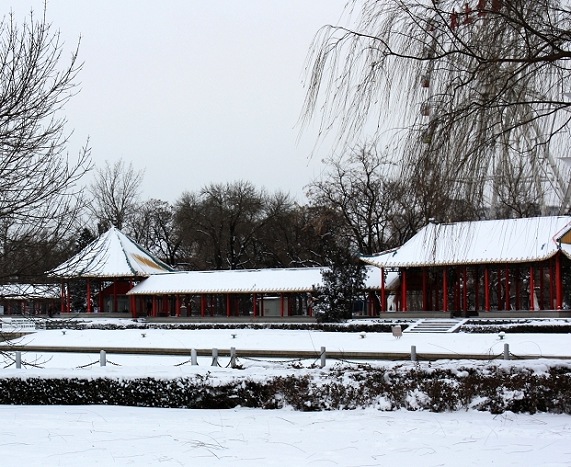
[89,159,144,231]
[306,145,402,254]
[175,181,269,270]
[0,9,90,282]
[302,0,571,214]
[130,198,181,266]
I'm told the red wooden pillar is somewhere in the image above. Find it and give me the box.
[200,294,205,317]
[529,265,535,311]
[462,267,468,312]
[152,295,157,317]
[442,268,448,312]
[98,280,104,313]
[555,252,562,310]
[496,267,502,310]
[515,266,520,310]
[550,259,555,309]
[60,282,65,314]
[66,283,71,313]
[252,293,257,317]
[539,264,545,310]
[113,278,118,313]
[474,267,479,312]
[86,278,91,313]
[280,293,284,317]
[175,295,181,317]
[400,269,407,312]
[226,294,231,317]
[422,268,428,311]
[380,268,386,312]
[484,267,490,311]
[504,266,510,311]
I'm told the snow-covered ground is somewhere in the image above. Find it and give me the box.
[1,319,571,465]
[2,405,571,466]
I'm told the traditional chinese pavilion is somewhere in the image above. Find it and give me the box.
[361,216,571,316]
[48,227,174,317]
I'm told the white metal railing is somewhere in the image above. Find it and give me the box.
[1,317,38,333]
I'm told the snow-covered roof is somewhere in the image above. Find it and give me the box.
[127,266,392,295]
[48,227,174,279]
[362,216,571,268]
[0,284,60,300]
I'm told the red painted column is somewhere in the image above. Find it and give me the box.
[66,283,71,313]
[504,266,510,311]
[280,293,284,317]
[200,294,205,317]
[540,264,545,310]
[515,266,520,310]
[422,268,428,311]
[529,265,535,311]
[550,260,555,309]
[98,280,104,313]
[175,295,181,317]
[484,267,490,311]
[442,268,448,312]
[152,295,157,317]
[60,282,65,314]
[113,278,118,313]
[86,279,91,313]
[474,267,479,312]
[401,269,407,312]
[380,268,386,312]
[462,267,468,312]
[226,294,231,317]
[556,252,562,310]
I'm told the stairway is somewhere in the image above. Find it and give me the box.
[403,318,468,334]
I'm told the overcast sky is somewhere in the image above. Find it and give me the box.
[8,1,349,203]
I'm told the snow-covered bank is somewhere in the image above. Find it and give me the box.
[2,405,570,466]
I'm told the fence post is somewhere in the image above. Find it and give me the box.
[15,351,21,369]
[211,348,218,367]
[100,350,106,367]
[230,347,237,368]
[503,343,510,360]
[320,346,326,368]
[411,345,417,362]
[191,349,198,365]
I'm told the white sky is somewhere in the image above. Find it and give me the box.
[7,1,349,203]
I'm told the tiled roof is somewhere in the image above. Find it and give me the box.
[48,227,174,278]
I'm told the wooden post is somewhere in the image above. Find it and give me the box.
[226,293,231,317]
[515,266,520,310]
[86,278,91,313]
[252,293,257,317]
[380,268,386,312]
[556,252,562,310]
[504,266,510,311]
[175,294,181,317]
[200,294,205,317]
[66,282,71,313]
[474,267,479,312]
[529,265,534,311]
[442,268,448,312]
[422,268,428,311]
[401,269,407,312]
[540,264,544,310]
[484,267,490,311]
[280,293,284,317]
[113,278,118,313]
[60,282,65,314]
[462,266,468,312]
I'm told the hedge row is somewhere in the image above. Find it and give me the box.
[2,364,571,414]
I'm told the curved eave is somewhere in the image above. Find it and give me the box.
[362,251,559,268]
[128,286,316,295]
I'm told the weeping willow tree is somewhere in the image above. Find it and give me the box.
[302,0,571,218]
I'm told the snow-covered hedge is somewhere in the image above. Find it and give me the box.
[1,363,570,414]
